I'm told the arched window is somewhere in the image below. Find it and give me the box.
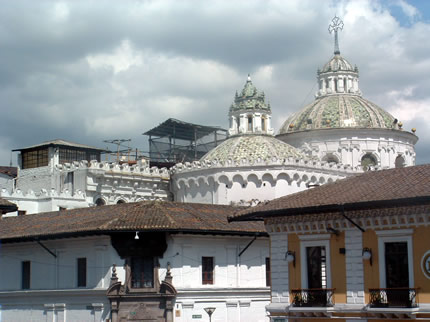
[95,198,105,206]
[261,116,266,132]
[117,199,125,204]
[322,153,339,164]
[248,115,253,131]
[395,155,405,168]
[361,153,377,170]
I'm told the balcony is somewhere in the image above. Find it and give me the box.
[369,288,419,308]
[291,288,335,307]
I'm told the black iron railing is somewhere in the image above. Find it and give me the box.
[369,288,419,308]
[291,288,335,307]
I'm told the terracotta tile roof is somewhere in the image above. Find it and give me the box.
[0,166,17,178]
[230,164,430,221]
[0,201,265,242]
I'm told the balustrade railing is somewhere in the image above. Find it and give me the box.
[369,288,418,308]
[291,288,335,307]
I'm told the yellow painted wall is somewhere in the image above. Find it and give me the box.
[413,226,430,303]
[363,229,379,303]
[287,233,347,304]
[330,232,346,304]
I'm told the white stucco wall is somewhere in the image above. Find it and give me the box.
[172,162,352,205]
[277,128,417,169]
[0,236,116,322]
[0,233,270,322]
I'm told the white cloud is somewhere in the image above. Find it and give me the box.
[87,40,143,74]
[395,0,420,20]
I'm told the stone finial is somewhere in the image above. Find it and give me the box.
[247,73,251,82]
[164,262,173,284]
[110,264,118,284]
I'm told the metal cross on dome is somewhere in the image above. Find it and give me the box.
[328,16,344,55]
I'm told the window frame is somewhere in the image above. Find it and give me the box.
[22,261,31,290]
[77,257,87,288]
[299,234,332,289]
[376,229,414,288]
[202,256,214,285]
[265,257,271,287]
[127,256,158,292]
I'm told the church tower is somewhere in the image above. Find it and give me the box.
[228,75,274,136]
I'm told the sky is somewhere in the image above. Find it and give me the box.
[1,0,430,165]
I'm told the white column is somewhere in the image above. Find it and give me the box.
[338,77,344,93]
[345,229,365,305]
[269,232,289,303]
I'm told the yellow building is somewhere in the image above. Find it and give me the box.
[230,164,430,321]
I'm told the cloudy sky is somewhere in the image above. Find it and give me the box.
[1,0,430,165]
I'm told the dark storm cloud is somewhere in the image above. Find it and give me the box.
[0,0,429,165]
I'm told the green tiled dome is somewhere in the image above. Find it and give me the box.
[279,95,397,134]
[201,135,306,163]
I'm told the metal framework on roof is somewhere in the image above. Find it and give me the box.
[143,118,227,164]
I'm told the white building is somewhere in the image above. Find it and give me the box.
[2,139,170,215]
[0,201,269,322]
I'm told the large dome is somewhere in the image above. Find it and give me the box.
[201,134,306,164]
[279,95,398,134]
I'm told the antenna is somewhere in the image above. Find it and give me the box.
[103,139,132,162]
[328,16,344,55]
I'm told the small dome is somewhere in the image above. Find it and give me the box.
[320,54,356,73]
[230,75,270,112]
[279,95,398,134]
[201,135,306,164]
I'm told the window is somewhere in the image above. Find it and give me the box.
[64,172,74,193]
[385,242,408,288]
[21,149,48,169]
[395,155,405,168]
[322,153,339,164]
[265,257,271,287]
[247,116,253,131]
[59,148,101,165]
[361,153,377,170]
[299,234,332,289]
[377,229,414,288]
[261,117,266,132]
[202,256,214,285]
[131,257,154,288]
[77,258,87,287]
[306,246,327,288]
[22,261,30,289]
[95,198,105,206]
